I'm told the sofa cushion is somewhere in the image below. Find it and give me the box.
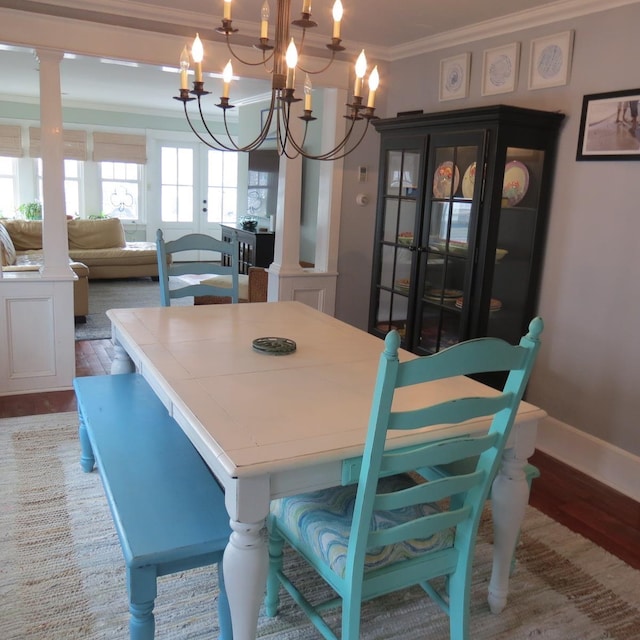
[69,243,159,267]
[10,250,90,277]
[0,222,17,266]
[1,219,43,251]
[67,218,126,250]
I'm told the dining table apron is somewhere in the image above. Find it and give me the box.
[107,301,546,640]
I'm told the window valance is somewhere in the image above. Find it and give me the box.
[29,128,88,161]
[0,125,23,158]
[92,132,147,164]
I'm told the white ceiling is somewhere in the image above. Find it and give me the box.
[0,0,633,117]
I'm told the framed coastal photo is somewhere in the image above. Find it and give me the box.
[528,30,574,90]
[482,42,520,96]
[576,88,640,160]
[439,53,470,102]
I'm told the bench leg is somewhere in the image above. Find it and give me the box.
[78,410,95,473]
[216,560,233,640]
[127,565,157,640]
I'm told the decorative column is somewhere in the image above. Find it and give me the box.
[35,48,73,277]
[267,89,345,314]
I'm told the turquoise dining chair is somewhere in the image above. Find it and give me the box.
[155,229,240,306]
[265,318,543,640]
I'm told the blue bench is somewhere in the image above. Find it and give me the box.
[74,373,232,640]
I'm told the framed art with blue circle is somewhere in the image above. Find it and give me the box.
[439,52,471,102]
[528,31,574,90]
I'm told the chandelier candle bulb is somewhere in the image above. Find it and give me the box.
[367,65,379,108]
[304,74,312,111]
[191,34,204,83]
[222,60,233,98]
[332,0,343,38]
[179,46,190,90]
[354,50,367,97]
[223,0,232,20]
[285,38,298,89]
[302,0,311,15]
[261,0,270,38]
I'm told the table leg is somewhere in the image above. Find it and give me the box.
[223,519,269,640]
[487,444,531,614]
[111,341,135,374]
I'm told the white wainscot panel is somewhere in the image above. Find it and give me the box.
[7,297,56,377]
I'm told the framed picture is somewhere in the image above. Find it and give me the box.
[439,53,471,102]
[482,43,520,96]
[576,88,640,161]
[529,31,573,89]
[528,30,574,90]
[260,107,279,141]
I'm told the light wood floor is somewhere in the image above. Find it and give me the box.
[1,338,639,571]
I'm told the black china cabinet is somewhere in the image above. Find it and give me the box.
[369,105,565,362]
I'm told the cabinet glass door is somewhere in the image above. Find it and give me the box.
[372,148,421,343]
[417,141,481,354]
[487,146,546,343]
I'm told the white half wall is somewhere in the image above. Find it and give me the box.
[0,274,75,395]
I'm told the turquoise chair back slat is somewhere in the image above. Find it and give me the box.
[156,229,240,306]
[380,433,499,474]
[266,318,544,640]
[388,394,514,431]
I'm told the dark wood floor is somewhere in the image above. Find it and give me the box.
[2,339,639,571]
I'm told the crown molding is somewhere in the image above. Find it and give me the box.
[387,0,640,61]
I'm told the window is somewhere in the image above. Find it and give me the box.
[36,158,83,218]
[0,156,18,218]
[160,146,193,222]
[207,149,237,224]
[100,162,141,220]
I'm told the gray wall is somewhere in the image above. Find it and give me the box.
[335,3,640,457]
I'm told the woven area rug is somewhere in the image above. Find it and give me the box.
[75,279,191,341]
[2,413,639,639]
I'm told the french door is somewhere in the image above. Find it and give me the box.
[148,140,238,253]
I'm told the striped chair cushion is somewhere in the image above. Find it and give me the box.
[270,474,453,579]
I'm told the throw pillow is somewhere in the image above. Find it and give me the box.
[0,222,17,266]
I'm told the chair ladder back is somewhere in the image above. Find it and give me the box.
[156,229,240,306]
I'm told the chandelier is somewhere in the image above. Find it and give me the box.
[174,0,379,161]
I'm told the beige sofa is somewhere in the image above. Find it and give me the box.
[1,219,89,318]
[0,218,162,320]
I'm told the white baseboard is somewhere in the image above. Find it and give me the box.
[536,416,640,502]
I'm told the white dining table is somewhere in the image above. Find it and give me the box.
[107,300,546,640]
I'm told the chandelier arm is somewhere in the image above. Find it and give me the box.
[278,103,311,157]
[182,102,229,151]
[314,121,372,161]
[297,49,337,75]
[297,118,371,162]
[225,37,276,67]
[194,98,243,152]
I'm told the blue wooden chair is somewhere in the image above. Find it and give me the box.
[156,229,240,306]
[265,318,543,640]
